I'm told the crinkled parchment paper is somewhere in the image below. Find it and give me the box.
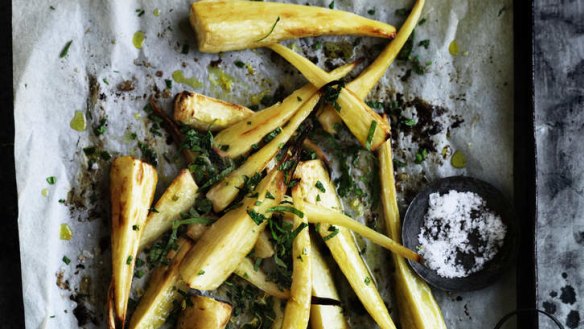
[13,0,514,328]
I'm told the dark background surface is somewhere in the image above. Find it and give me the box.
[3,0,583,328]
[2,0,25,328]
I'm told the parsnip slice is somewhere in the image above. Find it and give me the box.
[268,44,390,150]
[139,169,198,251]
[207,93,320,212]
[281,186,311,329]
[174,91,254,132]
[108,156,158,328]
[309,236,347,329]
[176,296,232,329]
[293,160,395,329]
[233,257,290,300]
[190,1,396,53]
[213,62,355,158]
[179,169,286,289]
[378,139,446,328]
[129,238,192,329]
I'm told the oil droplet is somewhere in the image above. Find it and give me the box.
[153,8,160,17]
[70,110,86,132]
[133,31,145,49]
[208,67,235,92]
[172,70,202,89]
[449,40,459,56]
[451,150,467,168]
[41,188,49,197]
[60,223,73,240]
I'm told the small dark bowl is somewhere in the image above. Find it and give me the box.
[402,176,516,292]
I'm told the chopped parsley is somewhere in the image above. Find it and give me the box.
[93,117,108,136]
[138,142,158,166]
[267,206,304,218]
[164,79,172,89]
[263,127,282,144]
[132,225,140,231]
[62,256,71,265]
[328,0,335,9]
[418,39,430,49]
[315,181,326,193]
[247,209,267,225]
[365,121,378,151]
[415,148,428,164]
[126,255,133,265]
[136,9,145,17]
[59,40,73,58]
[197,269,205,276]
[364,276,371,285]
[322,225,340,241]
[322,80,345,112]
[234,60,245,68]
[367,8,376,15]
[256,16,281,42]
[46,176,56,185]
[403,118,417,126]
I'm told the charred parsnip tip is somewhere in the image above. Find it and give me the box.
[129,239,192,329]
[207,93,320,212]
[108,156,158,328]
[378,139,446,329]
[234,257,290,300]
[294,160,396,329]
[190,1,396,53]
[317,0,425,133]
[174,91,254,132]
[268,43,390,150]
[179,169,286,289]
[139,169,198,252]
[309,237,348,329]
[176,296,233,329]
[303,202,420,262]
[281,186,312,329]
[213,62,356,159]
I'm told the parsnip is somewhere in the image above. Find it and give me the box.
[281,186,311,329]
[174,91,254,132]
[269,44,390,150]
[190,1,396,53]
[129,239,192,329]
[303,203,420,262]
[309,236,347,329]
[379,140,446,329]
[139,169,198,251]
[234,257,290,300]
[318,0,425,132]
[179,169,286,289]
[176,296,232,329]
[108,156,158,328]
[207,93,320,212]
[213,62,355,158]
[254,230,276,259]
[293,160,395,329]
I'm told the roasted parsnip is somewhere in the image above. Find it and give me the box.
[293,160,396,329]
[108,156,158,328]
[317,0,425,132]
[269,44,390,150]
[281,186,311,329]
[206,93,320,212]
[174,91,254,132]
[234,256,290,300]
[179,169,286,289]
[176,296,233,329]
[190,1,396,53]
[309,236,347,329]
[303,203,420,262]
[254,230,276,259]
[379,140,446,329]
[213,62,355,158]
[129,239,192,329]
[139,169,198,251]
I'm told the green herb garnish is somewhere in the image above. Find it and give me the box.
[365,121,377,150]
[256,16,281,42]
[46,176,56,185]
[267,206,304,218]
[415,148,428,164]
[59,40,73,58]
[315,181,326,193]
[247,209,267,225]
[62,256,71,265]
[322,225,340,241]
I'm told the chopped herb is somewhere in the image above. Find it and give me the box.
[58,199,66,204]
[419,18,427,25]
[393,159,406,168]
[322,80,345,112]
[135,258,144,267]
[367,8,376,15]
[312,41,323,50]
[197,269,205,276]
[365,121,377,150]
[263,127,282,144]
[403,118,417,126]
[181,44,189,54]
[234,60,245,68]
[418,39,430,49]
[287,178,300,188]
[165,79,172,89]
[220,144,230,151]
[62,256,71,265]
[255,16,281,42]
[315,181,326,193]
[102,78,109,85]
[94,117,108,136]
[49,5,55,10]
[136,9,145,17]
[59,40,73,58]
[415,148,428,164]
[316,194,321,202]
[297,96,303,102]
[366,100,384,110]
[46,176,56,185]
[255,200,263,206]
[132,225,140,231]
[247,209,267,225]
[322,225,340,241]
[328,0,335,9]
[135,270,145,278]
[398,30,415,61]
[126,255,133,265]
[267,206,304,218]
[138,142,158,166]
[364,276,371,285]
[265,191,275,200]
